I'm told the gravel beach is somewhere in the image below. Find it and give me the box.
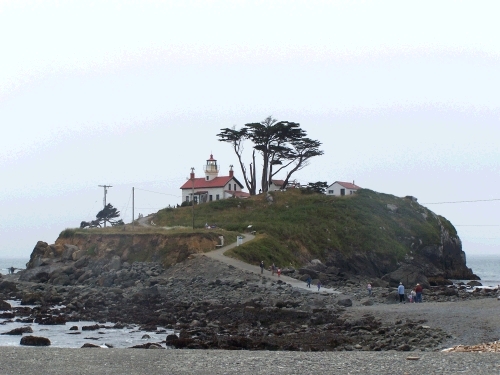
[1,347,500,375]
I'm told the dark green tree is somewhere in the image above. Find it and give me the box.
[80,204,124,228]
[302,181,328,194]
[217,116,323,194]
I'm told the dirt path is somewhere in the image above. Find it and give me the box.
[204,233,340,294]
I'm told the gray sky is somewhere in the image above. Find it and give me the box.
[1,1,499,259]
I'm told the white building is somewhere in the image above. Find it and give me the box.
[326,181,361,196]
[180,154,250,203]
[268,179,285,192]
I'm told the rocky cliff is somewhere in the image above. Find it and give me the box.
[21,231,224,285]
[22,189,478,288]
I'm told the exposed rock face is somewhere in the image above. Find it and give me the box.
[303,216,478,286]
[25,232,222,273]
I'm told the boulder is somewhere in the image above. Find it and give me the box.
[467,280,482,287]
[381,265,430,288]
[386,204,398,212]
[81,343,101,348]
[2,326,33,335]
[166,334,178,343]
[386,290,399,304]
[33,272,50,283]
[0,300,11,310]
[62,244,79,260]
[0,281,17,293]
[298,268,318,279]
[20,335,51,346]
[98,274,116,287]
[130,343,164,349]
[36,316,66,325]
[337,298,352,307]
[52,274,71,286]
[109,256,121,271]
[74,256,90,269]
[360,298,374,306]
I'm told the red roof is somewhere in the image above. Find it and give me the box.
[271,179,285,186]
[180,176,243,190]
[333,181,361,190]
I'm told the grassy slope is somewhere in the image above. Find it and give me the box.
[153,189,456,268]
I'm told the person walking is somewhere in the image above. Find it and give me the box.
[398,282,405,304]
[260,261,264,274]
[306,276,312,288]
[277,268,281,277]
[317,281,322,292]
[271,263,276,276]
[367,283,372,296]
[415,283,423,303]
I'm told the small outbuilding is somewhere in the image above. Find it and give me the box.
[326,181,361,196]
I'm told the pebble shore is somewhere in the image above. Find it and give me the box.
[1,347,500,375]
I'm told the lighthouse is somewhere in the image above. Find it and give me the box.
[204,154,219,181]
[180,154,250,204]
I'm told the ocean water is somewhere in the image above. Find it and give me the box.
[465,253,500,287]
[0,301,173,348]
[0,258,28,275]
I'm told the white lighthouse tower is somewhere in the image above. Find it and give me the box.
[204,154,219,181]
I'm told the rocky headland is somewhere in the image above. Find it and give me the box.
[1,242,496,351]
[1,189,493,351]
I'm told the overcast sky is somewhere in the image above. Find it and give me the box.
[1,0,499,259]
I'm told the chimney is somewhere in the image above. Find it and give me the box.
[353,180,355,185]
[190,167,195,180]
[229,164,234,177]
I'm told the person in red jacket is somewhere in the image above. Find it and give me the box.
[415,283,423,303]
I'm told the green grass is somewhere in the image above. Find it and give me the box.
[152,189,449,267]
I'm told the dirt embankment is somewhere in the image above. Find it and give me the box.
[26,231,224,269]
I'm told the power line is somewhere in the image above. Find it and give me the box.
[456,225,500,227]
[135,207,169,210]
[423,198,500,204]
[134,187,180,197]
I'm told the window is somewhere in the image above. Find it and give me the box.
[209,195,213,201]
[206,176,209,181]
[328,190,333,194]
[234,184,237,190]
[193,196,198,203]
[216,194,219,200]
[228,184,231,191]
[186,196,190,202]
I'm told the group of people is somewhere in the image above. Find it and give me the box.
[397,282,423,304]
[259,261,322,291]
[306,276,321,291]
[366,281,424,304]
[260,261,282,277]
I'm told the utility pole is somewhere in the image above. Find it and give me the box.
[191,167,195,230]
[132,187,135,228]
[98,185,112,227]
